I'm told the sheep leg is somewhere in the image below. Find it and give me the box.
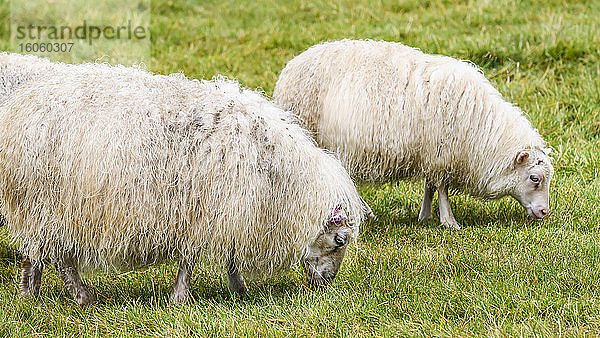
[418,180,436,222]
[20,257,42,297]
[227,260,247,294]
[54,258,94,306]
[438,183,460,230]
[170,259,196,303]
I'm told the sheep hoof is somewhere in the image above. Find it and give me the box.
[21,287,40,298]
[169,290,189,304]
[418,214,433,223]
[228,282,248,294]
[227,260,247,294]
[227,276,248,294]
[75,289,94,306]
[442,220,461,230]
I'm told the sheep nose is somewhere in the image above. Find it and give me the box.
[539,208,548,217]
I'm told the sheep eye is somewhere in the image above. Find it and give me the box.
[334,234,347,247]
[529,175,540,183]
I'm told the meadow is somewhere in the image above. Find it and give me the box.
[1,0,599,335]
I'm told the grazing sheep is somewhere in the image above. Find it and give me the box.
[274,39,554,229]
[0,62,369,305]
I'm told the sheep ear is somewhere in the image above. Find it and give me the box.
[515,151,529,165]
[359,197,376,221]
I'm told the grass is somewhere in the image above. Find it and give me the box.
[1,0,600,335]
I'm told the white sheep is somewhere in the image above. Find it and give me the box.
[274,39,554,229]
[0,61,370,305]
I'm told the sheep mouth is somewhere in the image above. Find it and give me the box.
[305,274,334,288]
[302,262,336,287]
[526,207,547,219]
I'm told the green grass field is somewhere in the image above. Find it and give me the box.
[1,0,600,335]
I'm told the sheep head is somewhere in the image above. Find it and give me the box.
[509,148,554,219]
[302,208,356,287]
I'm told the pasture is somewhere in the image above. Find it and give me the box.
[1,0,599,335]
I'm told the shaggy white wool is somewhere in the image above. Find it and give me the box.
[0,62,365,279]
[0,53,61,227]
[274,39,552,199]
[0,53,58,105]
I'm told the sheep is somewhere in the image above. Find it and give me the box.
[274,39,554,230]
[0,61,370,305]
